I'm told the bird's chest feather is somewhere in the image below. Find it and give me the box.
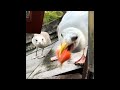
[37,44,46,48]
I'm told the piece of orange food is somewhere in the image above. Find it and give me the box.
[56,49,71,64]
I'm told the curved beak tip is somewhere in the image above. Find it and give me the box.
[59,42,68,56]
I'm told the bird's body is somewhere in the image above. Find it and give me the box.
[51,11,88,65]
[57,11,88,52]
[32,31,51,58]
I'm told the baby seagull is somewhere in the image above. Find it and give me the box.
[32,31,51,59]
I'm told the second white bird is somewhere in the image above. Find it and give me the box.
[32,31,51,58]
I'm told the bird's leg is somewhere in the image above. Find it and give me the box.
[36,47,38,56]
[41,48,43,56]
[75,48,86,65]
[33,47,38,59]
[40,48,45,58]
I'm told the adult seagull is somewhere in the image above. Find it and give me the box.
[51,11,88,65]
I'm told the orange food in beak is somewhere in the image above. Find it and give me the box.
[56,46,71,64]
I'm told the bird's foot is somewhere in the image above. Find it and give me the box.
[74,55,86,66]
[37,55,46,59]
[50,56,58,61]
[32,56,38,59]
[32,55,45,59]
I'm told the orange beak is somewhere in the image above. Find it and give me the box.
[59,42,68,56]
[56,41,71,65]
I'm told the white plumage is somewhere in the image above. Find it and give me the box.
[58,11,88,48]
[32,31,51,58]
[56,11,88,64]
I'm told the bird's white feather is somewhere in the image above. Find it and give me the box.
[57,11,88,52]
[32,31,51,48]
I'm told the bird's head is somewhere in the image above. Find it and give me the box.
[32,34,46,47]
[56,27,82,65]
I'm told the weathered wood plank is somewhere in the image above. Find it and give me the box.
[44,73,82,79]
[26,43,55,79]
[27,41,88,79]
[32,63,81,79]
[26,43,55,56]
[89,11,94,73]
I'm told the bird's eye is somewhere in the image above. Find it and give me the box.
[61,34,63,37]
[71,36,78,41]
[35,39,38,42]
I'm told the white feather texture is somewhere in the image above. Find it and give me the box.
[57,11,88,52]
[32,31,51,57]
[32,32,51,48]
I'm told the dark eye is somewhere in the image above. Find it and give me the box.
[61,34,63,37]
[42,39,43,41]
[71,36,78,41]
[35,39,38,42]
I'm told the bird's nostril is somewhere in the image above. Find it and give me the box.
[71,36,78,41]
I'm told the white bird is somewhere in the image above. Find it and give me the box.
[32,31,51,58]
[51,11,88,65]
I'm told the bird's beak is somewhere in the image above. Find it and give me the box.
[59,41,68,56]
